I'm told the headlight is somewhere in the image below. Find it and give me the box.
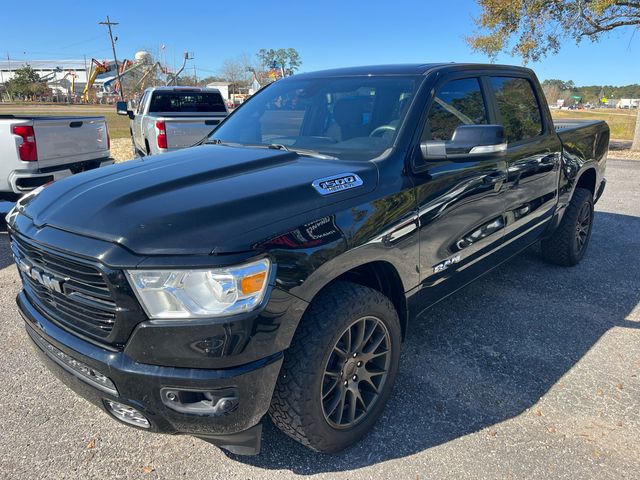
[126,259,271,319]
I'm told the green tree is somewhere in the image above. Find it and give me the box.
[467,0,640,150]
[257,48,302,77]
[6,65,50,100]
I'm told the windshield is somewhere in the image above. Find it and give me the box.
[208,75,421,160]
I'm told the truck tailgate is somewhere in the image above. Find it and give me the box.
[163,116,225,149]
[33,116,109,167]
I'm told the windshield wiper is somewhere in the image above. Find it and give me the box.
[204,140,337,160]
[268,143,289,151]
[268,144,337,160]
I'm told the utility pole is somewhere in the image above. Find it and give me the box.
[99,16,124,101]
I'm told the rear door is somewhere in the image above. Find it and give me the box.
[486,75,562,251]
[33,117,109,168]
[413,73,508,307]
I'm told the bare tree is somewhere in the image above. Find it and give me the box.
[221,57,248,98]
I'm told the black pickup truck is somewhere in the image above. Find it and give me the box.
[6,63,608,455]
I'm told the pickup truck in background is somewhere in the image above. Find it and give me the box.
[8,63,608,455]
[0,115,112,202]
[117,86,228,156]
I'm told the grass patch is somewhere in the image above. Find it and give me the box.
[551,109,637,140]
[0,103,131,139]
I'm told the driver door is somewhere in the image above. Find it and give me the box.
[133,92,147,151]
[413,74,508,307]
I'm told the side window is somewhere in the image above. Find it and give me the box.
[424,78,487,141]
[490,77,543,143]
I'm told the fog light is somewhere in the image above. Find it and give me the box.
[105,400,150,428]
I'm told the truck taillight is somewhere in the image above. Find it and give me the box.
[12,125,38,161]
[156,121,167,149]
[106,125,111,150]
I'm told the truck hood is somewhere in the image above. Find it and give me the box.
[23,145,378,255]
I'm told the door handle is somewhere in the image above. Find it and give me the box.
[483,172,506,185]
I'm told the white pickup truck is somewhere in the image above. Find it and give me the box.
[0,114,113,202]
[117,86,228,156]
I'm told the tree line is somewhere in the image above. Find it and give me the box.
[542,79,640,105]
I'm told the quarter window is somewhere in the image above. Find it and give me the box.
[424,78,488,141]
[490,77,543,143]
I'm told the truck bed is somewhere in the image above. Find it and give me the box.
[554,119,609,165]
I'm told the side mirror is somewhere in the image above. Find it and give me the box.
[116,101,135,119]
[420,124,506,161]
[116,101,128,115]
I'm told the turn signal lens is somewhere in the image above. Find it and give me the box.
[241,271,267,294]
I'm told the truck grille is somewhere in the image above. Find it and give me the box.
[11,234,117,339]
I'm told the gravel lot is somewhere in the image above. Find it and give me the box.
[0,159,638,479]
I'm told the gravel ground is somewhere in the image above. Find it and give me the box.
[608,140,640,161]
[110,138,134,163]
[0,160,638,479]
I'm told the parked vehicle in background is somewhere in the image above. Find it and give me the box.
[0,114,112,202]
[118,86,228,156]
[8,63,608,456]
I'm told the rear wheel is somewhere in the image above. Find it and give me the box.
[541,187,594,266]
[269,281,401,452]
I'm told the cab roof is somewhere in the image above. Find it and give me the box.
[291,63,533,78]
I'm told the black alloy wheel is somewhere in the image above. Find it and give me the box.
[321,316,391,429]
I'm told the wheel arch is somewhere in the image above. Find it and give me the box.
[574,166,597,197]
[294,259,410,340]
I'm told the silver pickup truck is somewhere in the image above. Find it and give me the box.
[0,114,113,202]
[117,86,228,156]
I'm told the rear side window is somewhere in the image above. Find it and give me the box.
[149,91,226,113]
[490,77,543,143]
[424,78,488,141]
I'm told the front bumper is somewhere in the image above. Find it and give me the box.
[18,291,282,455]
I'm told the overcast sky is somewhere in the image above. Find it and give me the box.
[1,0,638,85]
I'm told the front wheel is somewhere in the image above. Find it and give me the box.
[541,187,594,266]
[269,281,402,452]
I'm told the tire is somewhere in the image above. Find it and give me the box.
[269,281,402,453]
[541,187,594,266]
